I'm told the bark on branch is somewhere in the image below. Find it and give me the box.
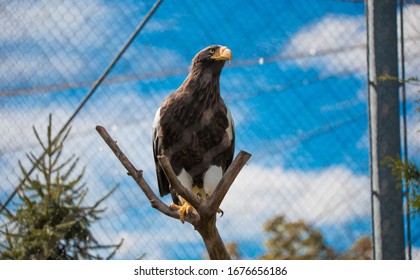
[95,125,251,259]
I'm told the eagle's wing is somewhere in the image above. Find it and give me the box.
[152,107,170,197]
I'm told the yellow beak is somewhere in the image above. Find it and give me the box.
[211,46,232,63]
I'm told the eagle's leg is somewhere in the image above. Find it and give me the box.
[170,198,192,224]
[169,189,202,223]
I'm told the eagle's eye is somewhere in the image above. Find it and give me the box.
[209,48,215,54]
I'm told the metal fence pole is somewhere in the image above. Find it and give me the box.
[366,0,405,260]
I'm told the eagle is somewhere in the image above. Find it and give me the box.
[152,45,235,222]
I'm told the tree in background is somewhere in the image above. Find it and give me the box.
[338,235,372,260]
[258,214,372,260]
[225,242,241,260]
[0,115,122,259]
[259,215,335,260]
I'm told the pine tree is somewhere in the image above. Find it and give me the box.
[0,115,122,259]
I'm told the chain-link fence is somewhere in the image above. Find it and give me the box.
[1,0,419,259]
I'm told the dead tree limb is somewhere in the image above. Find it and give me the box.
[95,125,251,259]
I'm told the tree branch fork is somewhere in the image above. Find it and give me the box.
[95,125,251,259]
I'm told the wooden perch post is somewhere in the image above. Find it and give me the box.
[95,125,251,260]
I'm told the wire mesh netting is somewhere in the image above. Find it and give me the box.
[1,0,419,259]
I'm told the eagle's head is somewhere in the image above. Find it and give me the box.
[191,45,232,75]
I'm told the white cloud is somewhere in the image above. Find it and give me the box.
[282,5,420,83]
[0,0,114,89]
[0,0,112,47]
[281,6,420,165]
[0,51,86,88]
[282,14,366,76]
[220,164,370,236]
[0,0,188,93]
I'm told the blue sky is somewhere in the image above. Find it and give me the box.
[1,0,419,259]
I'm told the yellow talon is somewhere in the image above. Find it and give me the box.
[170,201,192,223]
[170,188,225,223]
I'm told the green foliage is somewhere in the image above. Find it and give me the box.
[378,74,419,85]
[0,115,122,259]
[379,75,420,216]
[384,157,420,216]
[259,215,335,260]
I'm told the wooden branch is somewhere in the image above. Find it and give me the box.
[197,216,231,260]
[95,125,252,259]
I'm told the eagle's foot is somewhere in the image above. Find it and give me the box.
[170,202,192,223]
